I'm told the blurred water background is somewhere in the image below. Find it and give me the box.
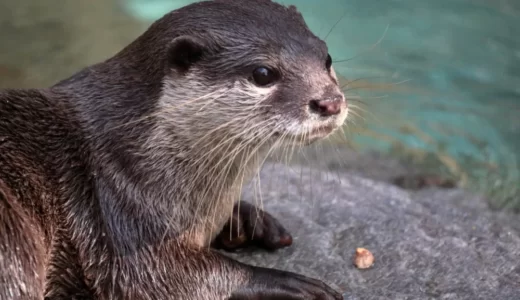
[1,0,518,210]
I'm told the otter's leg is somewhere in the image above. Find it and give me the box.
[213,201,292,251]
[230,263,343,300]
[90,243,342,300]
[0,184,46,300]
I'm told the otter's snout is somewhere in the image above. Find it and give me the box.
[309,95,345,117]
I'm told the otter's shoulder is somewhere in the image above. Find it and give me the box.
[0,88,57,119]
[0,88,75,139]
[0,89,49,118]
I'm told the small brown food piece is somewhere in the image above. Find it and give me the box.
[354,248,374,269]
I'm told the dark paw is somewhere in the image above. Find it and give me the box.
[230,266,344,300]
[213,201,292,251]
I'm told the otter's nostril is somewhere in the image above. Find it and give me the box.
[309,99,342,117]
[309,99,323,115]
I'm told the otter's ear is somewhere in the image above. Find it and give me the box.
[167,36,207,73]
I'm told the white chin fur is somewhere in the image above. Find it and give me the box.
[279,107,349,141]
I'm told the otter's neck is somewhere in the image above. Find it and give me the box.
[56,70,269,251]
[50,28,272,251]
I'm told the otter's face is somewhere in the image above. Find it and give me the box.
[245,48,348,146]
[158,0,347,147]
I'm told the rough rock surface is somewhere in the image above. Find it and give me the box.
[223,163,520,300]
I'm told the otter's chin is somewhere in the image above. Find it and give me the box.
[274,124,339,147]
[308,124,336,139]
[302,125,338,145]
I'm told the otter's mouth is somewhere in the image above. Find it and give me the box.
[302,124,337,144]
[273,124,337,146]
[309,124,335,139]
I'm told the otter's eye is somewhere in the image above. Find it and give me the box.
[325,54,332,70]
[252,67,277,87]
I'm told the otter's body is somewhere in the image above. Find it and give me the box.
[0,1,348,299]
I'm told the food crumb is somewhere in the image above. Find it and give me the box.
[354,247,374,269]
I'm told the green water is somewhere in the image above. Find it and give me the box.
[124,0,520,209]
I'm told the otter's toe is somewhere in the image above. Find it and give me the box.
[247,210,292,250]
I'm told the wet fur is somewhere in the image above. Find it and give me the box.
[0,1,345,299]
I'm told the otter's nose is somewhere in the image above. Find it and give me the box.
[309,97,343,117]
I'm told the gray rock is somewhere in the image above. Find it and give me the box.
[223,163,520,300]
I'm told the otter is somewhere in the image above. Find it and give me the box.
[0,0,348,299]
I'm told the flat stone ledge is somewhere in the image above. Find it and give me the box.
[223,163,520,300]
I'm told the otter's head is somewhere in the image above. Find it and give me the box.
[149,0,347,150]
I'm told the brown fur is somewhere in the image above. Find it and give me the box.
[0,1,347,299]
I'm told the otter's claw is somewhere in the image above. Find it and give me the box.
[230,266,344,300]
[214,201,293,251]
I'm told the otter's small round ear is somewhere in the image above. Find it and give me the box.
[167,36,206,72]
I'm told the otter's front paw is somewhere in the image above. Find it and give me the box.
[213,201,292,251]
[230,266,343,300]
